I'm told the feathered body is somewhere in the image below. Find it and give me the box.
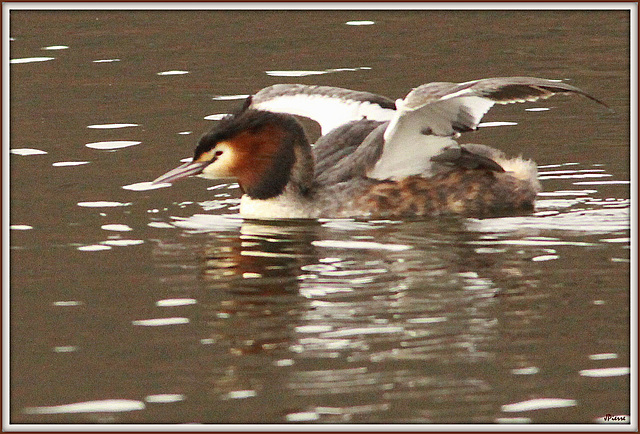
[152,77,605,219]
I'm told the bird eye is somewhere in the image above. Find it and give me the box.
[211,150,224,161]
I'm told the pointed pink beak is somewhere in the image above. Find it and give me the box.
[151,161,208,185]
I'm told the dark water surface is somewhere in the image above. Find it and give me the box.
[8,8,632,426]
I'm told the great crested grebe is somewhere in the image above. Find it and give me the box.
[152,77,606,219]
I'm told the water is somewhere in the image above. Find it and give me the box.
[7,8,632,426]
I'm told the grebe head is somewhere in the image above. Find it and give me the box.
[153,109,314,199]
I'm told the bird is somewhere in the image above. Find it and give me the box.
[152,77,607,219]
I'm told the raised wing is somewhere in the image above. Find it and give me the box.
[250,84,396,135]
[367,77,608,180]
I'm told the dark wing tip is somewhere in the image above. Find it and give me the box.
[476,77,610,110]
[536,83,611,111]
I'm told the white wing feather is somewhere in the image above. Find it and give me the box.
[246,78,605,182]
[368,77,606,180]
[250,85,395,135]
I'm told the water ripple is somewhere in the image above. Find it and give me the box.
[24,399,145,414]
